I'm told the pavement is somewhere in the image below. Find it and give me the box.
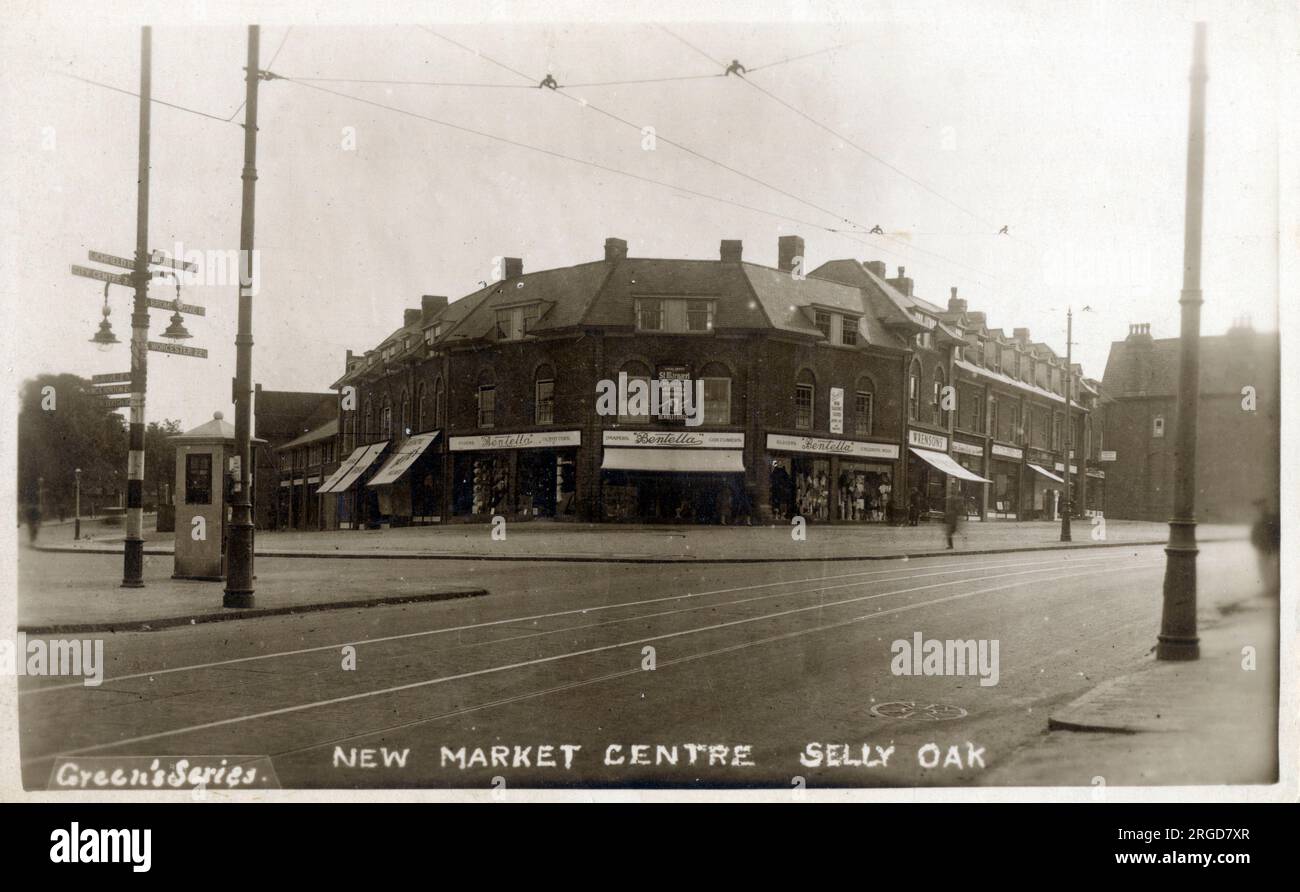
[16,544,487,633]
[32,516,1247,564]
[984,571,1281,788]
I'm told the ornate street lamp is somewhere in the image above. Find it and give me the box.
[156,271,193,340]
[90,283,119,351]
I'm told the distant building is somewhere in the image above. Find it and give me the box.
[252,385,337,530]
[1099,321,1279,523]
[274,418,339,530]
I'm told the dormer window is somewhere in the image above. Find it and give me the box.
[424,323,442,345]
[495,303,541,340]
[841,315,860,346]
[814,310,832,338]
[635,298,715,333]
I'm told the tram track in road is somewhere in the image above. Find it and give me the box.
[21,553,1162,766]
[19,550,1145,697]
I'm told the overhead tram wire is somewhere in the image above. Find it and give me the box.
[273,74,915,263]
[418,27,1001,287]
[227,25,294,121]
[654,27,1040,267]
[57,72,241,125]
[746,40,863,73]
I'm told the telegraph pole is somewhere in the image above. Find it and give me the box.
[1059,307,1073,542]
[1157,22,1207,661]
[224,25,260,608]
[122,26,151,588]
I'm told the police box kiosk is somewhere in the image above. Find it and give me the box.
[171,412,261,580]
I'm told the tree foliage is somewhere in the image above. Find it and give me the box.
[16,374,182,517]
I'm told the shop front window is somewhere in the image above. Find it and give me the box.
[836,463,892,522]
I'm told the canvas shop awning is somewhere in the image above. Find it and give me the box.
[1026,463,1065,484]
[908,447,991,484]
[367,432,441,487]
[317,441,388,493]
[601,447,745,473]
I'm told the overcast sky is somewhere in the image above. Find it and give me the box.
[1,0,1288,432]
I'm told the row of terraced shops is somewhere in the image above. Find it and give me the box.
[273,237,1101,529]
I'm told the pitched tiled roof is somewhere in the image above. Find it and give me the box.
[741,263,898,345]
[810,259,917,331]
[254,389,336,441]
[444,261,612,341]
[277,417,339,452]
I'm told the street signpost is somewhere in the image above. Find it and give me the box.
[93,382,133,395]
[149,249,197,273]
[146,297,205,316]
[88,250,137,270]
[92,372,133,385]
[147,341,208,358]
[71,265,133,287]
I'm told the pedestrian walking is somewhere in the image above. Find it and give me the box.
[24,501,41,545]
[907,488,920,526]
[943,491,961,550]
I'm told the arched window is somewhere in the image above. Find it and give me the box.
[618,360,652,424]
[932,366,948,427]
[700,361,731,426]
[908,360,921,422]
[794,368,815,430]
[363,398,373,444]
[380,398,393,441]
[433,378,445,429]
[854,375,874,436]
[400,389,411,436]
[535,363,555,425]
[414,382,426,432]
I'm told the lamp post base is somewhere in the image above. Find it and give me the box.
[121,538,145,588]
[1156,635,1200,661]
[223,590,255,609]
[1157,521,1200,661]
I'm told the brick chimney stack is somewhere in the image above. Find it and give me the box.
[604,237,628,262]
[403,309,421,327]
[421,295,448,322]
[777,235,805,273]
[947,286,967,315]
[864,260,887,278]
[720,239,743,263]
[887,266,914,297]
[1013,327,1031,344]
[502,257,523,279]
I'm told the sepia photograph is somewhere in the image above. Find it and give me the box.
[0,0,1292,837]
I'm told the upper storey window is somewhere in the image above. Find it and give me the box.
[635,298,715,333]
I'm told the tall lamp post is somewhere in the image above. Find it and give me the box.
[74,468,82,540]
[1059,307,1073,542]
[224,25,261,609]
[1157,22,1208,661]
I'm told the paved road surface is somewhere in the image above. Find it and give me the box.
[17,541,1261,789]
